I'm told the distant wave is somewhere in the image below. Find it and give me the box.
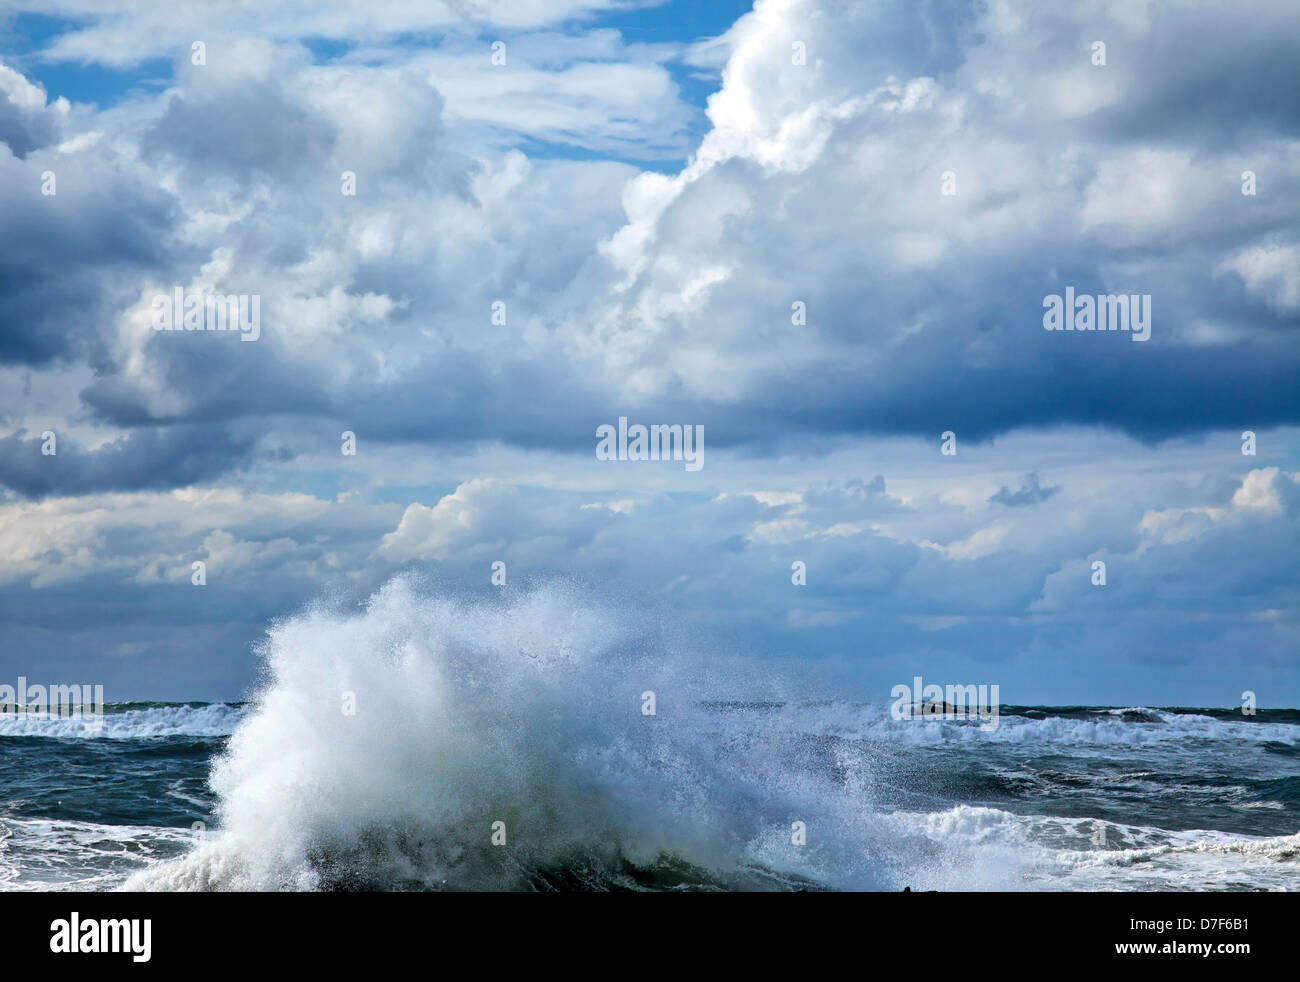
[7,701,1291,746]
[794,704,1300,746]
[0,703,243,740]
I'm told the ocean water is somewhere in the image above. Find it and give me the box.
[2,579,1297,892]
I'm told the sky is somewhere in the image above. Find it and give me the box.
[0,0,1296,705]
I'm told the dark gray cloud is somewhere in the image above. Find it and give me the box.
[0,152,181,366]
[989,473,1059,508]
[0,425,260,497]
[0,84,56,156]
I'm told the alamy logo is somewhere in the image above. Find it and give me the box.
[152,288,261,341]
[0,677,105,732]
[50,913,151,962]
[890,676,1000,731]
[1042,288,1150,341]
[596,417,704,471]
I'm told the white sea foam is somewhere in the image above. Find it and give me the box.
[876,806,1300,891]
[0,817,201,891]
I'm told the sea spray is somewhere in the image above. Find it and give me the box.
[126,576,892,890]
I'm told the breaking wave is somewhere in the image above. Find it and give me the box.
[127,577,890,890]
